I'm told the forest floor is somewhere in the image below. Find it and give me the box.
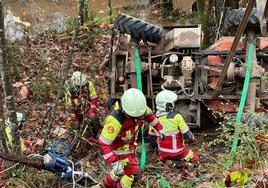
[0,4,268,188]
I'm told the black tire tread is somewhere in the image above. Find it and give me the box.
[223,8,260,33]
[115,14,163,43]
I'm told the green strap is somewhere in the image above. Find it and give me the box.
[156,173,171,188]
[134,47,146,169]
[231,36,255,153]
[134,47,142,91]
[140,124,146,169]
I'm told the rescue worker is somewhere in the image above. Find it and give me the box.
[99,88,165,188]
[65,71,99,136]
[149,90,199,163]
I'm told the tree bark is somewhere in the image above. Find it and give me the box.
[79,0,89,26]
[197,0,231,48]
[161,0,174,15]
[0,0,19,153]
[0,82,7,151]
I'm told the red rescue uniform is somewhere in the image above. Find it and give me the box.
[65,81,98,125]
[99,107,164,188]
[149,112,199,162]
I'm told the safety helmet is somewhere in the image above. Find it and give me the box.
[156,90,177,111]
[121,88,147,117]
[71,71,87,86]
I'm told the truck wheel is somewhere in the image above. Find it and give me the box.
[115,14,163,44]
[222,8,259,33]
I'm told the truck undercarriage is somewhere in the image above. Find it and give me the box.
[109,1,268,127]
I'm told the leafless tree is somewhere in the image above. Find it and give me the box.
[0,0,19,153]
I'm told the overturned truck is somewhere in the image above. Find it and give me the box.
[109,2,268,127]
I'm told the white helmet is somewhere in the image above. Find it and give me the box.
[121,88,147,117]
[156,90,177,111]
[71,71,87,86]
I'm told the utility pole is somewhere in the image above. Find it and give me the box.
[0,0,19,153]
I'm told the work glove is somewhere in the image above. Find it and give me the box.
[112,161,124,176]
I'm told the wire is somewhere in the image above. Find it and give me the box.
[0,163,19,174]
[68,159,75,188]
[74,161,84,183]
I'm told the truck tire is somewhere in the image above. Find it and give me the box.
[223,8,259,33]
[115,14,163,44]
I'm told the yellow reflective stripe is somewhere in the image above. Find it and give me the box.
[113,150,135,155]
[5,126,13,145]
[89,81,97,98]
[110,171,117,180]
[181,126,190,134]
[114,102,120,110]
[119,158,129,166]
[120,175,134,188]
[172,135,177,149]
[99,135,113,145]
[101,115,122,142]
[103,152,114,159]
[119,144,130,151]
[184,149,194,161]
[151,118,159,126]
[121,136,134,141]
[159,147,185,153]
[126,130,131,139]
[164,130,180,136]
[174,114,188,131]
[65,91,72,106]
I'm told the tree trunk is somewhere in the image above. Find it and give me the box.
[79,0,88,26]
[197,0,210,48]
[0,0,19,153]
[197,0,229,48]
[0,82,7,151]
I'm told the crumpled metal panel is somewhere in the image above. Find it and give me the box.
[163,25,202,51]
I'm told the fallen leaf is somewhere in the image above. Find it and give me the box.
[20,86,29,99]
[35,138,44,146]
[13,16,22,24]
[22,21,31,27]
[13,82,24,88]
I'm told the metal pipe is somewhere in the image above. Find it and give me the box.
[148,48,155,111]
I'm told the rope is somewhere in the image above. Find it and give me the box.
[231,35,257,153]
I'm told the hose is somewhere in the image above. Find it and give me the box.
[161,80,194,97]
